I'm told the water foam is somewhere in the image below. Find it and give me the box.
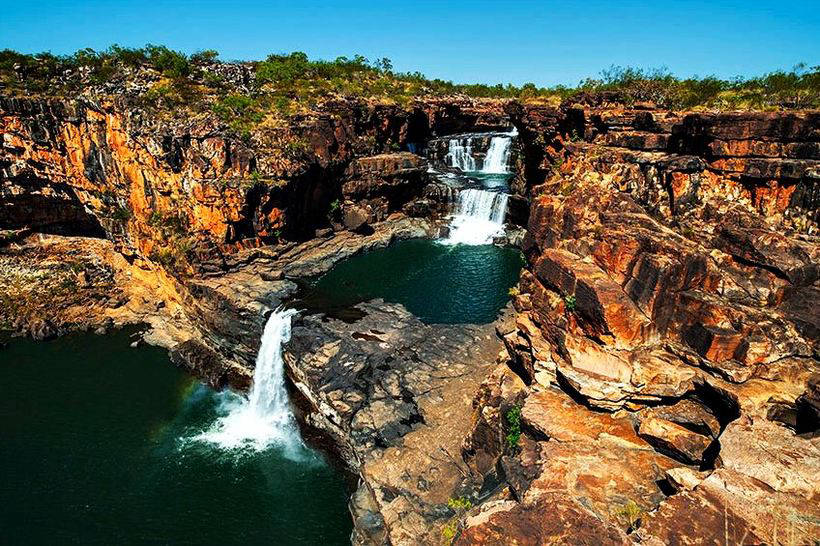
[481,136,512,174]
[443,189,509,245]
[189,308,308,459]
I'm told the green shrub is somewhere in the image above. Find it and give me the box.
[564,294,577,312]
[441,520,458,541]
[447,497,473,511]
[212,94,264,139]
[1,45,817,112]
[505,405,522,449]
[190,49,219,64]
[112,206,132,221]
[614,499,643,531]
[145,44,190,79]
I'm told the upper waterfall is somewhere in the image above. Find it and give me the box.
[445,137,478,171]
[481,136,512,174]
[442,131,514,173]
[191,308,307,459]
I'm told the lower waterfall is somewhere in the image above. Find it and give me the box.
[193,308,307,458]
[444,188,508,245]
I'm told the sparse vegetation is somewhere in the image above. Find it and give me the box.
[564,294,577,313]
[211,94,264,140]
[614,499,644,532]
[1,46,816,114]
[328,199,342,222]
[505,404,522,450]
[112,206,132,222]
[441,496,474,543]
[441,520,458,542]
[146,210,195,273]
[447,497,473,511]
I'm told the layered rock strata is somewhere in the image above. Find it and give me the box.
[2,93,818,545]
[453,104,819,544]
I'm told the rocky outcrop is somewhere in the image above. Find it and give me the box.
[452,104,820,544]
[340,152,429,229]
[3,87,819,545]
[284,302,512,545]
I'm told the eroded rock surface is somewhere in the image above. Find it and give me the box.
[452,104,819,545]
[284,301,511,545]
[3,91,819,545]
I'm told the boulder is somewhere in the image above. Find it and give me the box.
[637,416,713,465]
[342,204,370,232]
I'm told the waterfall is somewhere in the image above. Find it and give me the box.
[445,133,513,173]
[444,189,509,245]
[445,137,477,171]
[481,136,512,174]
[192,308,306,458]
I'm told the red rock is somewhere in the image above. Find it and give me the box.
[637,416,712,465]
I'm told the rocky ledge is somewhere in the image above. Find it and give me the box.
[2,92,818,545]
[285,302,513,545]
[447,104,820,544]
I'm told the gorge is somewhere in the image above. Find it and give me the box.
[1,57,819,545]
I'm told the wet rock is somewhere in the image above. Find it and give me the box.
[29,319,56,341]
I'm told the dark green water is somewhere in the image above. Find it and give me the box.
[300,239,524,324]
[0,329,352,545]
[465,172,512,190]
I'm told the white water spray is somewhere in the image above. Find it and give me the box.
[444,189,509,245]
[481,136,512,174]
[192,308,306,458]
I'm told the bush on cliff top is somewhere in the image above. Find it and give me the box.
[1,46,817,112]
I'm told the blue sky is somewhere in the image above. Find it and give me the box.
[2,0,818,86]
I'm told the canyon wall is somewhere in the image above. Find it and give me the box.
[457,103,819,544]
[2,92,818,545]
[0,96,510,339]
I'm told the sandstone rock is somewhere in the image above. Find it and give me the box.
[663,466,708,491]
[456,494,629,546]
[342,204,370,232]
[284,301,507,544]
[637,468,820,545]
[719,416,820,498]
[641,398,721,438]
[637,416,713,465]
[462,363,527,476]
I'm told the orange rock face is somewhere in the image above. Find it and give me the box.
[459,104,819,545]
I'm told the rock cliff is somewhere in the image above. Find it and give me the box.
[1,91,818,545]
[454,103,819,544]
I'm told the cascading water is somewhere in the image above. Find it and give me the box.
[443,189,509,245]
[445,137,477,171]
[444,131,514,173]
[192,308,307,459]
[481,136,512,174]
